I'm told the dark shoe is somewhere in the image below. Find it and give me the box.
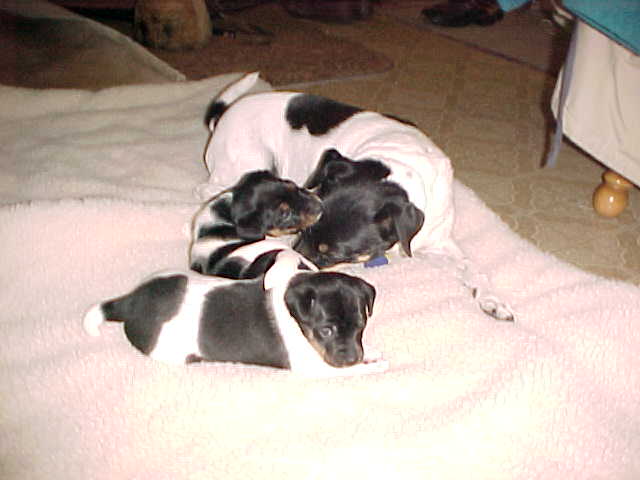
[421,0,504,27]
[281,0,373,23]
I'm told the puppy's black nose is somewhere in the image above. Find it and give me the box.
[337,350,361,367]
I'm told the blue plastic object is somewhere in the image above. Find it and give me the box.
[364,256,389,268]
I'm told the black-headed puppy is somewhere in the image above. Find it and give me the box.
[190,169,322,277]
[294,178,425,268]
[84,251,387,376]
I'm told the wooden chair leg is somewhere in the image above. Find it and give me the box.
[593,170,633,217]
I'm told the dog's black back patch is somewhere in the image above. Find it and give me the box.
[286,94,362,135]
[102,275,188,355]
[199,282,290,369]
[192,240,255,276]
[240,249,282,279]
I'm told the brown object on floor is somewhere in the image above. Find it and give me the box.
[593,170,633,218]
[102,2,394,86]
[134,0,212,50]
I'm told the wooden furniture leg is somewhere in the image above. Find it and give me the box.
[134,0,212,50]
[593,170,633,217]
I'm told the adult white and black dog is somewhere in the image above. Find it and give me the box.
[84,250,387,376]
[195,72,514,321]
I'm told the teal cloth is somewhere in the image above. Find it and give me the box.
[497,0,528,11]
[563,0,640,54]
[497,0,639,55]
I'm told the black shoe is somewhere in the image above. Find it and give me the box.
[421,0,504,27]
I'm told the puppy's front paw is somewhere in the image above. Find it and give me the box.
[360,358,389,374]
[300,357,389,378]
[363,344,383,363]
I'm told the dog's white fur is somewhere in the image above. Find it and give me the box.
[196,72,514,321]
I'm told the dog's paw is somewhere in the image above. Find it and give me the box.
[359,358,389,374]
[298,358,389,378]
[363,345,383,363]
[475,293,515,322]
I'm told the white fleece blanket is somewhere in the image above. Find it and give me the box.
[1,74,639,480]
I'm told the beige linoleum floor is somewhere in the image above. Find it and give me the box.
[285,10,640,285]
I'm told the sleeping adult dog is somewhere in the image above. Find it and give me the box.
[83,251,387,376]
[195,72,514,321]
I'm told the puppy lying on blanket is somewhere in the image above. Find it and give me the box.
[190,169,321,277]
[295,150,424,267]
[196,72,515,321]
[84,250,387,376]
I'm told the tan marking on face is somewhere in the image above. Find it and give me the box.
[318,243,329,253]
[301,211,322,228]
[268,227,297,236]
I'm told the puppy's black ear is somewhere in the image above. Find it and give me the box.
[230,170,277,239]
[284,283,316,324]
[375,201,425,257]
[359,280,376,317]
[304,149,352,190]
[235,212,268,240]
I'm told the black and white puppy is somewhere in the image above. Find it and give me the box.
[84,251,387,376]
[295,151,425,267]
[194,73,515,321]
[190,169,322,277]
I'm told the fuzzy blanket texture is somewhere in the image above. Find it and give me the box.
[1,74,639,480]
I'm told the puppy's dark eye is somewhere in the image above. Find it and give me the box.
[278,202,292,219]
[278,202,291,212]
[317,326,335,339]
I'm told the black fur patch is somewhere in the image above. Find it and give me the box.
[193,240,254,276]
[197,223,239,241]
[286,94,362,135]
[199,283,290,368]
[102,275,188,355]
[204,100,228,128]
[241,249,282,279]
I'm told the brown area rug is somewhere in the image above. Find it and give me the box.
[81,2,394,87]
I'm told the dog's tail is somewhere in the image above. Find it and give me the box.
[204,71,261,130]
[83,302,123,337]
[83,303,106,337]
